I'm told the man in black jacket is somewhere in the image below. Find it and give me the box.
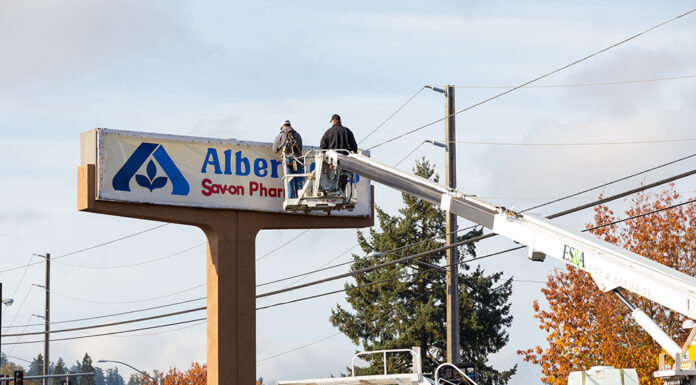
[319,114,358,153]
[319,114,357,191]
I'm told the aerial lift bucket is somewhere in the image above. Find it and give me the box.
[282,150,357,214]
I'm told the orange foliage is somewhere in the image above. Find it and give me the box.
[518,187,696,385]
[143,363,206,385]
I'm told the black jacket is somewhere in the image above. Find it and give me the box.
[319,124,358,153]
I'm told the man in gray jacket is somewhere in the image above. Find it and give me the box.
[272,120,304,198]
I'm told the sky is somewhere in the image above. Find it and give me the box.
[1,1,696,384]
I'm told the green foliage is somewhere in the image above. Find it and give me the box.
[53,358,67,385]
[81,354,96,385]
[329,158,515,384]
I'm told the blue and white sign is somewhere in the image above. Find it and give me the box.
[81,128,371,216]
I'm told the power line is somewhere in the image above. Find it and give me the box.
[1,317,207,346]
[445,138,696,147]
[2,286,35,332]
[53,243,204,269]
[256,152,696,291]
[256,332,342,362]
[114,320,206,338]
[256,165,696,302]
[6,314,37,356]
[258,190,696,311]
[48,283,205,305]
[1,297,206,329]
[394,141,427,167]
[1,307,206,338]
[522,151,696,213]
[0,224,169,275]
[5,196,689,344]
[545,167,696,219]
[367,8,696,150]
[359,87,426,145]
[455,74,696,89]
[584,198,696,232]
[256,230,310,262]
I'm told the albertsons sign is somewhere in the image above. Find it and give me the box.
[81,128,371,216]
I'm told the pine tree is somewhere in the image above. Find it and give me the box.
[81,354,96,385]
[330,159,515,384]
[53,358,66,385]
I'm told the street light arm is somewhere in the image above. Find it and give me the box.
[425,85,447,95]
[97,360,156,383]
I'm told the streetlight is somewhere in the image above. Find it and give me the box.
[97,359,160,385]
[1,283,14,369]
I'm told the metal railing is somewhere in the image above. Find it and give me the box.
[351,347,422,376]
[434,363,478,385]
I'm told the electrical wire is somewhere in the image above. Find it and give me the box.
[256,230,310,262]
[258,189,696,311]
[1,297,206,329]
[7,140,689,338]
[359,87,426,145]
[256,332,342,362]
[1,318,207,346]
[455,74,696,89]
[53,243,204,269]
[367,7,696,150]
[6,314,38,356]
[256,165,696,301]
[256,285,444,362]
[115,320,206,338]
[255,152,696,291]
[1,307,206,338]
[1,256,36,329]
[47,283,205,305]
[5,196,690,345]
[2,286,35,332]
[583,198,696,232]
[444,138,696,147]
[394,141,427,167]
[522,151,696,213]
[0,224,169,275]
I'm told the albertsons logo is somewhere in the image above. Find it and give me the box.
[112,142,190,195]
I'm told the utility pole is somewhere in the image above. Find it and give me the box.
[444,85,460,365]
[1,282,3,368]
[43,253,50,385]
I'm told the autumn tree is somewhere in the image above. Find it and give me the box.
[519,188,696,385]
[141,363,205,385]
[330,159,515,384]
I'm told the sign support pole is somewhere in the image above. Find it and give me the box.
[78,164,373,385]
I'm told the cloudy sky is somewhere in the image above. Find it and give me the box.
[2,1,696,383]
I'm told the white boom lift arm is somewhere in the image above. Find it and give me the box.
[311,150,696,382]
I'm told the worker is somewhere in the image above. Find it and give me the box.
[319,114,358,153]
[319,114,357,191]
[272,120,304,199]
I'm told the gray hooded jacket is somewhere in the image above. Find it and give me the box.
[272,126,303,156]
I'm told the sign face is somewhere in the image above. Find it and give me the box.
[83,128,371,216]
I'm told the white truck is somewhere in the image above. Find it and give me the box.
[279,150,696,385]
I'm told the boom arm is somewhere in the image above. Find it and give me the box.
[330,151,696,355]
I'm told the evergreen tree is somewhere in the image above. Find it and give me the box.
[70,361,82,384]
[330,159,515,384]
[104,368,124,385]
[27,354,44,385]
[93,367,105,385]
[81,354,96,385]
[126,373,142,385]
[53,358,66,385]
